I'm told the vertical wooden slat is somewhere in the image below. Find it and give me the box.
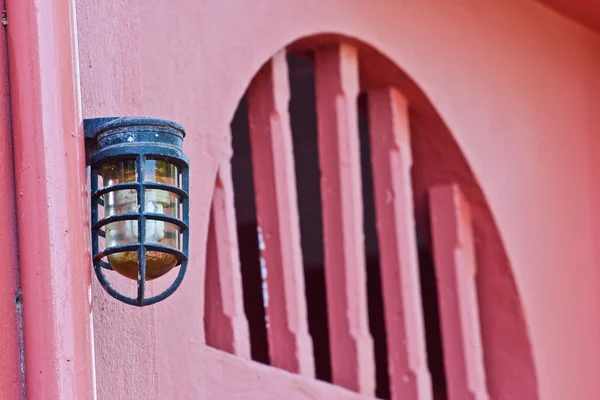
[314,43,375,395]
[204,162,251,358]
[246,51,315,376]
[367,87,433,400]
[429,184,489,400]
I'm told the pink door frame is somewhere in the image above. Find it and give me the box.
[6,0,95,398]
[0,3,22,397]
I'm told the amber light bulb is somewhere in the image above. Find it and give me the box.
[101,160,180,280]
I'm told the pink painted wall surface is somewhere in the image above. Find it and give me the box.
[75,0,600,399]
[0,6,23,398]
[6,0,95,398]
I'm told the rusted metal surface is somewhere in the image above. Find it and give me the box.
[86,117,191,306]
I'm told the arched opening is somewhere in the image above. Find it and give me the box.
[207,34,539,400]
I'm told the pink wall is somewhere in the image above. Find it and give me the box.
[76,0,600,398]
[6,0,95,398]
[0,9,23,398]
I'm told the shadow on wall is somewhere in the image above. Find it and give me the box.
[226,35,539,400]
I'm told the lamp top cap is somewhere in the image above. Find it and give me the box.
[84,116,186,141]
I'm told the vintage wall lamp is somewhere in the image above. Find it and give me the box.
[84,117,190,306]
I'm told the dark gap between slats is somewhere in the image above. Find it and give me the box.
[230,94,270,366]
[287,52,332,383]
[358,92,391,400]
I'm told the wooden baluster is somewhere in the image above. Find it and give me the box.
[246,50,315,376]
[314,43,375,395]
[429,184,489,400]
[367,87,433,400]
[204,162,251,358]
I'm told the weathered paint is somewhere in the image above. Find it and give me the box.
[247,51,314,376]
[367,87,432,400]
[6,0,94,398]
[0,2,23,395]
[73,0,600,399]
[429,184,489,400]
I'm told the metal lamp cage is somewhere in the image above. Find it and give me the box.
[85,117,190,306]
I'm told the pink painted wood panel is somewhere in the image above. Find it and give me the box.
[246,51,315,376]
[6,0,94,398]
[367,87,433,400]
[314,43,375,395]
[0,12,23,398]
[429,184,489,400]
[204,162,251,358]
